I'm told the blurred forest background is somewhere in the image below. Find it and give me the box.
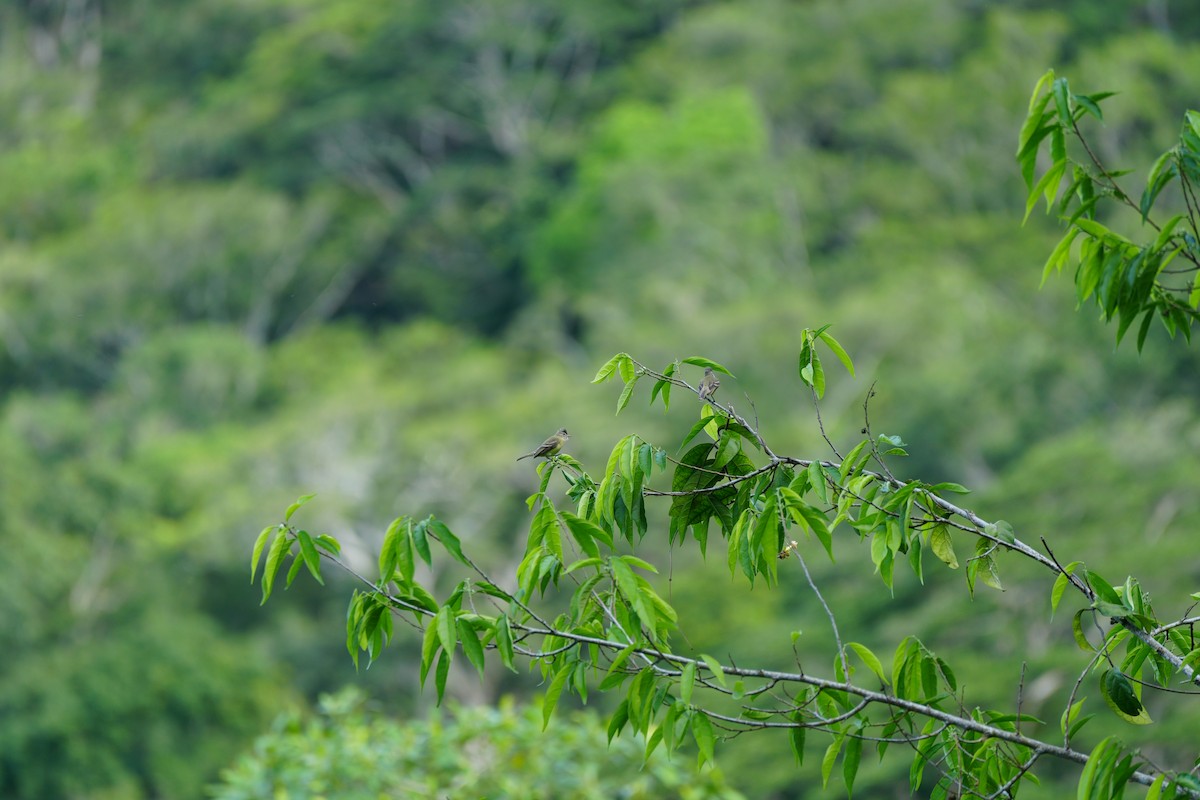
[3,0,1200,797]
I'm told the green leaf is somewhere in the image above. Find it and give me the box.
[821,737,842,789]
[843,734,862,798]
[800,350,826,398]
[611,557,657,637]
[261,530,291,604]
[607,700,630,743]
[284,551,304,588]
[1024,161,1065,223]
[620,554,659,574]
[412,519,432,566]
[839,440,870,482]
[313,534,341,555]
[616,376,638,414]
[680,661,696,705]
[1060,697,1087,738]
[496,615,517,672]
[700,654,726,687]
[807,460,828,504]
[1071,608,1094,652]
[789,724,806,766]
[1051,572,1072,616]
[712,430,742,471]
[428,518,468,567]
[379,517,405,584]
[1141,150,1177,221]
[542,662,572,730]
[419,617,440,687]
[691,712,716,767]
[561,512,612,558]
[985,520,1015,545]
[1086,570,1123,607]
[1051,76,1071,125]
[1073,93,1104,120]
[592,353,627,384]
[681,356,735,377]
[284,492,316,522]
[457,618,486,679]
[1101,669,1151,724]
[846,642,887,685]
[435,606,457,655]
[617,355,636,383]
[250,525,276,584]
[434,650,450,704]
[1153,213,1186,250]
[930,524,958,569]
[1026,69,1056,115]
[296,530,324,585]
[816,329,855,376]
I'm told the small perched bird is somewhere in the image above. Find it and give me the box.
[698,367,720,402]
[517,428,570,461]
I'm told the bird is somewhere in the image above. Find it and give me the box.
[698,367,720,402]
[517,428,569,461]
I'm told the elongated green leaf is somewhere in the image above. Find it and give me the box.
[592,353,627,384]
[701,654,726,687]
[681,356,735,377]
[929,524,958,569]
[821,737,842,788]
[1086,570,1123,607]
[1072,608,1094,652]
[607,700,630,743]
[691,712,716,766]
[680,661,696,705]
[284,493,316,522]
[800,351,826,398]
[428,518,468,566]
[1051,76,1071,125]
[1077,736,1119,800]
[611,557,656,637]
[412,519,432,566]
[789,723,806,766]
[419,618,440,687]
[1101,669,1151,724]
[1027,69,1055,113]
[616,376,638,414]
[313,533,341,555]
[839,440,870,482]
[496,615,516,672]
[817,329,855,376]
[296,530,324,585]
[1073,93,1103,120]
[250,525,276,583]
[261,530,291,604]
[846,642,887,685]
[561,511,612,558]
[435,606,456,655]
[1038,229,1079,291]
[543,662,573,730]
[843,734,862,798]
[434,650,450,704]
[457,618,486,679]
[379,515,408,585]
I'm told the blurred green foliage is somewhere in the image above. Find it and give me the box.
[3,0,1200,797]
[213,688,744,799]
